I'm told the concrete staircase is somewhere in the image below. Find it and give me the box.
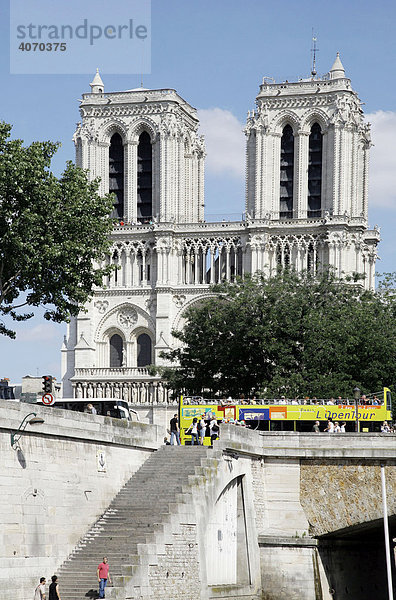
[57,445,215,600]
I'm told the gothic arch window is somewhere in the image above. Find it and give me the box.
[137,333,152,367]
[137,131,152,223]
[109,133,124,219]
[110,334,123,367]
[308,123,323,218]
[280,125,294,219]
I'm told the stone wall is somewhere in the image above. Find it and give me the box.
[0,399,160,600]
[1,410,396,600]
[300,459,396,536]
[259,537,332,600]
[219,427,396,600]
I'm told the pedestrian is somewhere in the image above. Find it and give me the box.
[340,422,346,432]
[49,575,61,600]
[381,421,391,433]
[186,418,199,445]
[333,421,341,433]
[209,418,220,446]
[34,578,46,600]
[198,415,206,445]
[324,419,334,433]
[169,414,181,445]
[312,421,320,433]
[97,557,111,599]
[86,403,97,415]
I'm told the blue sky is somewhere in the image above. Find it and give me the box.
[1,0,395,384]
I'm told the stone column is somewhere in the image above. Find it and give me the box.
[271,133,281,218]
[194,250,199,284]
[210,248,215,284]
[98,141,109,197]
[126,140,138,223]
[295,131,310,219]
[142,251,147,286]
[333,126,342,216]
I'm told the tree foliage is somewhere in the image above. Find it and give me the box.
[161,269,396,399]
[0,122,115,338]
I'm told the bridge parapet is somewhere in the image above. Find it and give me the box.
[218,426,396,460]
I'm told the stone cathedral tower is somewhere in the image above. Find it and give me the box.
[62,56,379,400]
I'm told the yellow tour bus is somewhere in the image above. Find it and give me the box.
[179,388,392,445]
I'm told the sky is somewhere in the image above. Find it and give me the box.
[0,0,395,384]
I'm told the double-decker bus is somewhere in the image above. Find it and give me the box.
[179,388,392,445]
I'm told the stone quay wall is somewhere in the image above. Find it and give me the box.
[0,400,160,600]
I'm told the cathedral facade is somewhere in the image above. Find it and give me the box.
[61,55,379,400]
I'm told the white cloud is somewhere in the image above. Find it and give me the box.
[198,108,245,178]
[366,111,396,209]
[197,107,396,210]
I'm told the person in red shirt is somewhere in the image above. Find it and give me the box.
[97,557,111,598]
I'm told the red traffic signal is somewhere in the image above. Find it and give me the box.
[42,375,53,394]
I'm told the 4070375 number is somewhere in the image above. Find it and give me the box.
[18,42,67,51]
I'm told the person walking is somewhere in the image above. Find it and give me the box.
[169,414,181,445]
[198,415,206,445]
[187,418,199,445]
[97,557,111,598]
[209,418,220,447]
[34,577,46,600]
[49,576,61,600]
[312,421,320,433]
[324,419,334,433]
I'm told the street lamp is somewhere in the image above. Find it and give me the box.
[353,387,360,433]
[10,413,45,448]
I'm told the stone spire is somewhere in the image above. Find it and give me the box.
[329,52,345,80]
[90,68,104,94]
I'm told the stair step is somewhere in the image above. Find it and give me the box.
[56,446,214,597]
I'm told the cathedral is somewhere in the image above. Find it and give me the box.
[61,54,379,400]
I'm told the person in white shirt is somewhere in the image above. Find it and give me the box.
[198,416,206,445]
[187,418,199,445]
[34,578,46,600]
[325,419,334,433]
[340,422,346,432]
[333,421,341,433]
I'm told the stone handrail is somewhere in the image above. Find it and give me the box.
[73,367,157,378]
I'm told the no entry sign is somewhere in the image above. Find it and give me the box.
[42,393,55,405]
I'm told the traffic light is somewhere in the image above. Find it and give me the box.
[42,375,53,394]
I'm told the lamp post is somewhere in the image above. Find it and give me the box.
[10,413,45,448]
[353,387,360,433]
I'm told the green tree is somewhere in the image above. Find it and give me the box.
[161,269,396,399]
[0,122,115,338]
